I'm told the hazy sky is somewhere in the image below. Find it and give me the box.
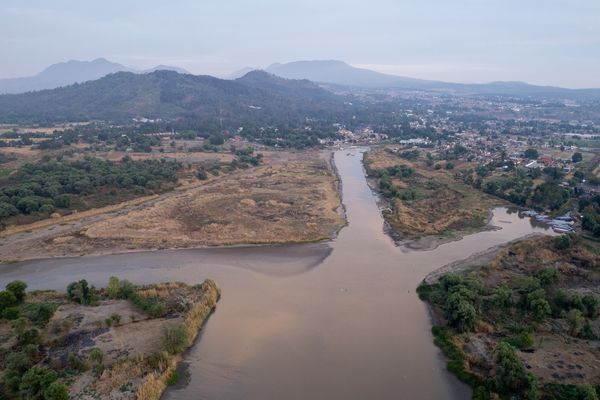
[1,0,599,88]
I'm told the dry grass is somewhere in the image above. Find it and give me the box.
[74,152,342,247]
[0,151,344,261]
[366,147,500,239]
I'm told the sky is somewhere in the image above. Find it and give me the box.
[1,0,599,88]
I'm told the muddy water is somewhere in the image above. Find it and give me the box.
[0,148,550,400]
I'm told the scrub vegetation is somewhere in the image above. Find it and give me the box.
[0,277,220,400]
[418,235,600,399]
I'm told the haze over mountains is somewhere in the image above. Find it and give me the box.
[0,58,189,94]
[0,70,343,124]
[260,60,600,99]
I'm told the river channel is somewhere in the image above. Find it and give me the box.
[0,148,551,400]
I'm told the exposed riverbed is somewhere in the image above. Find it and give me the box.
[0,148,551,400]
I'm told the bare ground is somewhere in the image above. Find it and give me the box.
[0,150,344,262]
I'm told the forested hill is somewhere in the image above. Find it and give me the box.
[0,70,346,124]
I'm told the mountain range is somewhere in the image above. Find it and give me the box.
[242,60,600,100]
[0,58,189,94]
[0,70,344,124]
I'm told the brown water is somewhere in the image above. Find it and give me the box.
[0,148,551,400]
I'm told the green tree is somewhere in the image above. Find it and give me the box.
[106,276,121,299]
[444,292,477,332]
[494,285,513,309]
[524,148,539,160]
[19,366,58,399]
[530,298,551,321]
[4,352,32,393]
[6,280,27,302]
[0,290,18,311]
[495,342,539,399]
[572,152,583,163]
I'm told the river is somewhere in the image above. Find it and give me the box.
[0,148,551,400]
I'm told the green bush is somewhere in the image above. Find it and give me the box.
[19,366,58,399]
[6,280,27,302]
[18,328,40,346]
[4,352,32,393]
[106,276,121,299]
[23,302,57,327]
[506,332,534,350]
[495,342,539,399]
[161,324,190,354]
[43,382,69,400]
[67,353,87,372]
[0,290,18,311]
[530,298,551,321]
[534,268,560,286]
[2,306,20,320]
[88,348,103,365]
[66,280,96,305]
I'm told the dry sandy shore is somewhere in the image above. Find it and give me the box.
[0,151,345,262]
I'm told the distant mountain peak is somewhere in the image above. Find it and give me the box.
[0,58,190,94]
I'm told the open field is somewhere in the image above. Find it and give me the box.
[0,150,344,261]
[364,147,501,243]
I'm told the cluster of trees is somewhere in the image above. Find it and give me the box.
[580,195,600,237]
[369,164,416,200]
[419,239,600,399]
[0,280,69,400]
[0,156,182,224]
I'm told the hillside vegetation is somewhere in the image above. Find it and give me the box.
[0,70,345,125]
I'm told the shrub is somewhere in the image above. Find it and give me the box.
[66,279,96,305]
[43,382,69,400]
[530,298,551,321]
[196,169,208,180]
[23,302,57,327]
[19,366,58,399]
[2,306,20,320]
[534,268,560,286]
[166,370,180,386]
[554,234,575,250]
[495,342,539,399]
[110,313,121,325]
[68,352,87,372]
[0,290,18,311]
[18,328,40,346]
[161,324,190,354]
[444,292,477,332]
[4,352,32,393]
[106,276,121,298]
[506,332,534,350]
[6,280,27,302]
[494,285,513,309]
[582,295,599,319]
[567,309,584,336]
[89,347,103,365]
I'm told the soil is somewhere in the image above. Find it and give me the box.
[0,150,344,262]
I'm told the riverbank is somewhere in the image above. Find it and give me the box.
[362,147,503,250]
[0,151,345,263]
[418,235,600,399]
[0,277,220,400]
